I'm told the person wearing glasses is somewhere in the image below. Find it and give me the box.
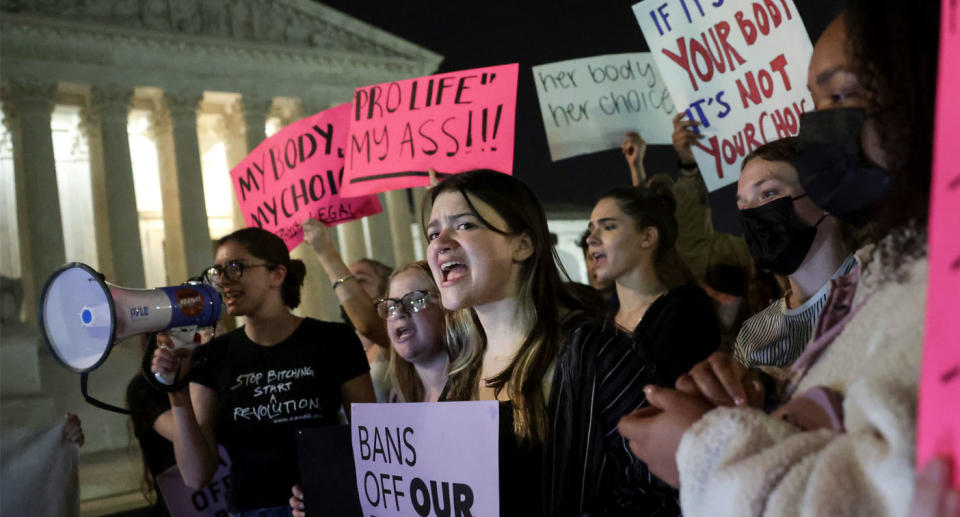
[290,258,479,516]
[376,262,449,403]
[302,216,476,403]
[151,227,375,517]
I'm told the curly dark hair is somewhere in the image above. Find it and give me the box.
[843,0,939,235]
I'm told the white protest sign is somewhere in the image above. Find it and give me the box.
[533,53,677,161]
[351,401,499,517]
[633,0,814,191]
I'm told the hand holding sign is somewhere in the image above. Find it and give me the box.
[621,132,648,186]
[671,112,701,165]
[230,103,382,250]
[341,64,519,197]
[302,218,337,261]
[289,484,306,517]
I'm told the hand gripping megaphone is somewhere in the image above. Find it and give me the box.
[38,263,222,411]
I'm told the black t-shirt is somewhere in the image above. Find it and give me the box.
[630,284,721,387]
[191,317,369,512]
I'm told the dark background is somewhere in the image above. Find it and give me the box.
[322,1,846,233]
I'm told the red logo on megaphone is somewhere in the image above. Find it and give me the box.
[176,288,205,317]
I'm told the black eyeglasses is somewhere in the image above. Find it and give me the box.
[374,290,438,321]
[202,262,274,284]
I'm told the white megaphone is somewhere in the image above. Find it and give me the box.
[38,263,222,378]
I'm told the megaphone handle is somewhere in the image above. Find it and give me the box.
[154,326,198,385]
[154,341,182,386]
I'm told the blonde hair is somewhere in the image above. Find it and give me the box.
[387,261,479,402]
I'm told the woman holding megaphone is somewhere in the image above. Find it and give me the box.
[152,227,375,516]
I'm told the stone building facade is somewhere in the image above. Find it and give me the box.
[0,1,440,512]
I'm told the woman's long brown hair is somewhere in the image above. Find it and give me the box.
[425,170,589,443]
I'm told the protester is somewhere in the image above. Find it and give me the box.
[625,127,754,282]
[587,182,721,387]
[617,1,939,516]
[128,327,218,517]
[576,229,615,298]
[733,137,857,367]
[302,218,394,402]
[426,170,676,516]
[622,129,756,350]
[152,227,375,515]
[378,261,464,402]
[288,260,480,517]
[128,336,179,517]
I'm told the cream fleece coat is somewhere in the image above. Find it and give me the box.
[677,235,927,517]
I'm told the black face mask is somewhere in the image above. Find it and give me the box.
[739,194,825,276]
[795,108,891,227]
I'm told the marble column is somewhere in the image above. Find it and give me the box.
[164,92,212,279]
[384,189,416,267]
[365,194,397,267]
[81,101,115,284]
[0,81,65,323]
[87,85,145,287]
[242,97,271,156]
[1,103,24,281]
[150,109,185,284]
[337,220,368,266]
[222,102,248,231]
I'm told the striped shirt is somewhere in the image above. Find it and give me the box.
[443,315,679,516]
[542,317,679,516]
[734,255,858,368]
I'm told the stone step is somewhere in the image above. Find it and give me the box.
[78,446,145,505]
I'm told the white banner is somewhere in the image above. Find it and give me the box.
[1,422,79,517]
[351,401,499,517]
[533,53,676,161]
[633,0,813,191]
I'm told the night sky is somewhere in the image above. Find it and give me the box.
[321,1,845,233]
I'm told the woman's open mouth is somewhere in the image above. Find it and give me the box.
[440,261,468,285]
[394,325,414,343]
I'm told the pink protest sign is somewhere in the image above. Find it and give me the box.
[341,64,519,197]
[917,0,960,488]
[351,401,500,516]
[156,446,231,516]
[230,103,382,250]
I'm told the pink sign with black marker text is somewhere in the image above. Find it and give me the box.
[229,103,382,251]
[341,63,519,197]
[916,0,960,489]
